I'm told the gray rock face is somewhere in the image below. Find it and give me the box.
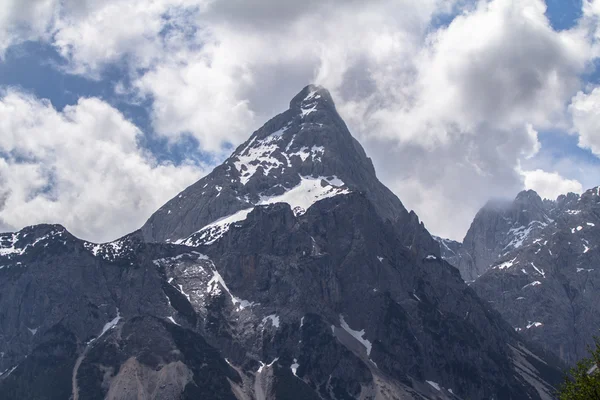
[0,86,565,399]
[437,190,553,281]
[438,186,600,365]
[0,225,239,400]
[433,236,463,270]
[0,202,562,400]
[141,85,437,258]
[471,187,600,365]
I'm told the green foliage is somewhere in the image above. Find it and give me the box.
[558,337,600,399]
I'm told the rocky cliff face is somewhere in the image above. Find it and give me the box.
[0,86,564,399]
[0,225,241,400]
[141,85,438,258]
[472,187,600,365]
[437,187,600,365]
[437,191,553,282]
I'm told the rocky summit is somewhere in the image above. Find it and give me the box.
[437,187,600,365]
[0,86,564,399]
[141,85,437,259]
[436,190,554,283]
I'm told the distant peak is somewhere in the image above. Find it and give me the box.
[481,198,512,211]
[583,186,600,197]
[514,189,542,204]
[289,84,334,109]
[20,223,68,237]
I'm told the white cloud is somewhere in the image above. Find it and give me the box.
[0,0,57,56]
[133,44,258,152]
[569,88,600,156]
[521,169,583,199]
[52,0,215,76]
[0,89,205,242]
[47,0,454,150]
[333,0,590,239]
[1,0,599,241]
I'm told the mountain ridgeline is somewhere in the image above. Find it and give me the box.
[141,85,437,258]
[437,187,600,365]
[0,85,564,399]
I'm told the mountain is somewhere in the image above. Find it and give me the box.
[141,85,437,258]
[437,187,600,365]
[0,85,564,400]
[0,225,242,399]
[437,190,553,282]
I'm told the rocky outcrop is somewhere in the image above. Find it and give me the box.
[0,225,239,400]
[471,187,600,365]
[0,198,563,399]
[437,186,600,365]
[437,191,553,282]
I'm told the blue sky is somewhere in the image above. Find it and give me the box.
[0,0,599,242]
[0,41,208,165]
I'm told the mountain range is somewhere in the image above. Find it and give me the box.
[437,186,600,366]
[0,85,574,399]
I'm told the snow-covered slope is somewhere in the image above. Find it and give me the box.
[175,175,350,246]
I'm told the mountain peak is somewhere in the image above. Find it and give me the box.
[142,84,438,259]
[0,224,72,264]
[514,189,542,202]
[289,84,334,110]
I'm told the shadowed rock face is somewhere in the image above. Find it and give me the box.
[438,187,600,365]
[0,225,240,400]
[0,86,564,399]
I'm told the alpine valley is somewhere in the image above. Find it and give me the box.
[0,86,568,400]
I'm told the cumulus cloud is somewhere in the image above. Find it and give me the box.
[0,89,205,242]
[48,0,454,149]
[2,0,599,241]
[133,44,258,152]
[53,0,216,76]
[569,88,600,156]
[521,168,583,199]
[331,0,591,238]
[0,0,57,55]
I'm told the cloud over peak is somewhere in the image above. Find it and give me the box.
[0,0,598,241]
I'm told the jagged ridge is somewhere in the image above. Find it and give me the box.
[438,186,600,365]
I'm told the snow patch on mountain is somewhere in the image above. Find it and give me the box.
[177,176,350,246]
[531,263,546,278]
[339,315,372,356]
[426,381,441,391]
[207,266,256,311]
[258,175,349,216]
[291,359,299,376]
[84,237,139,263]
[262,314,280,328]
[87,309,121,345]
[523,281,542,289]
[233,128,289,186]
[175,208,253,246]
[495,257,518,270]
[526,321,543,329]
[0,229,66,260]
[504,221,548,251]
